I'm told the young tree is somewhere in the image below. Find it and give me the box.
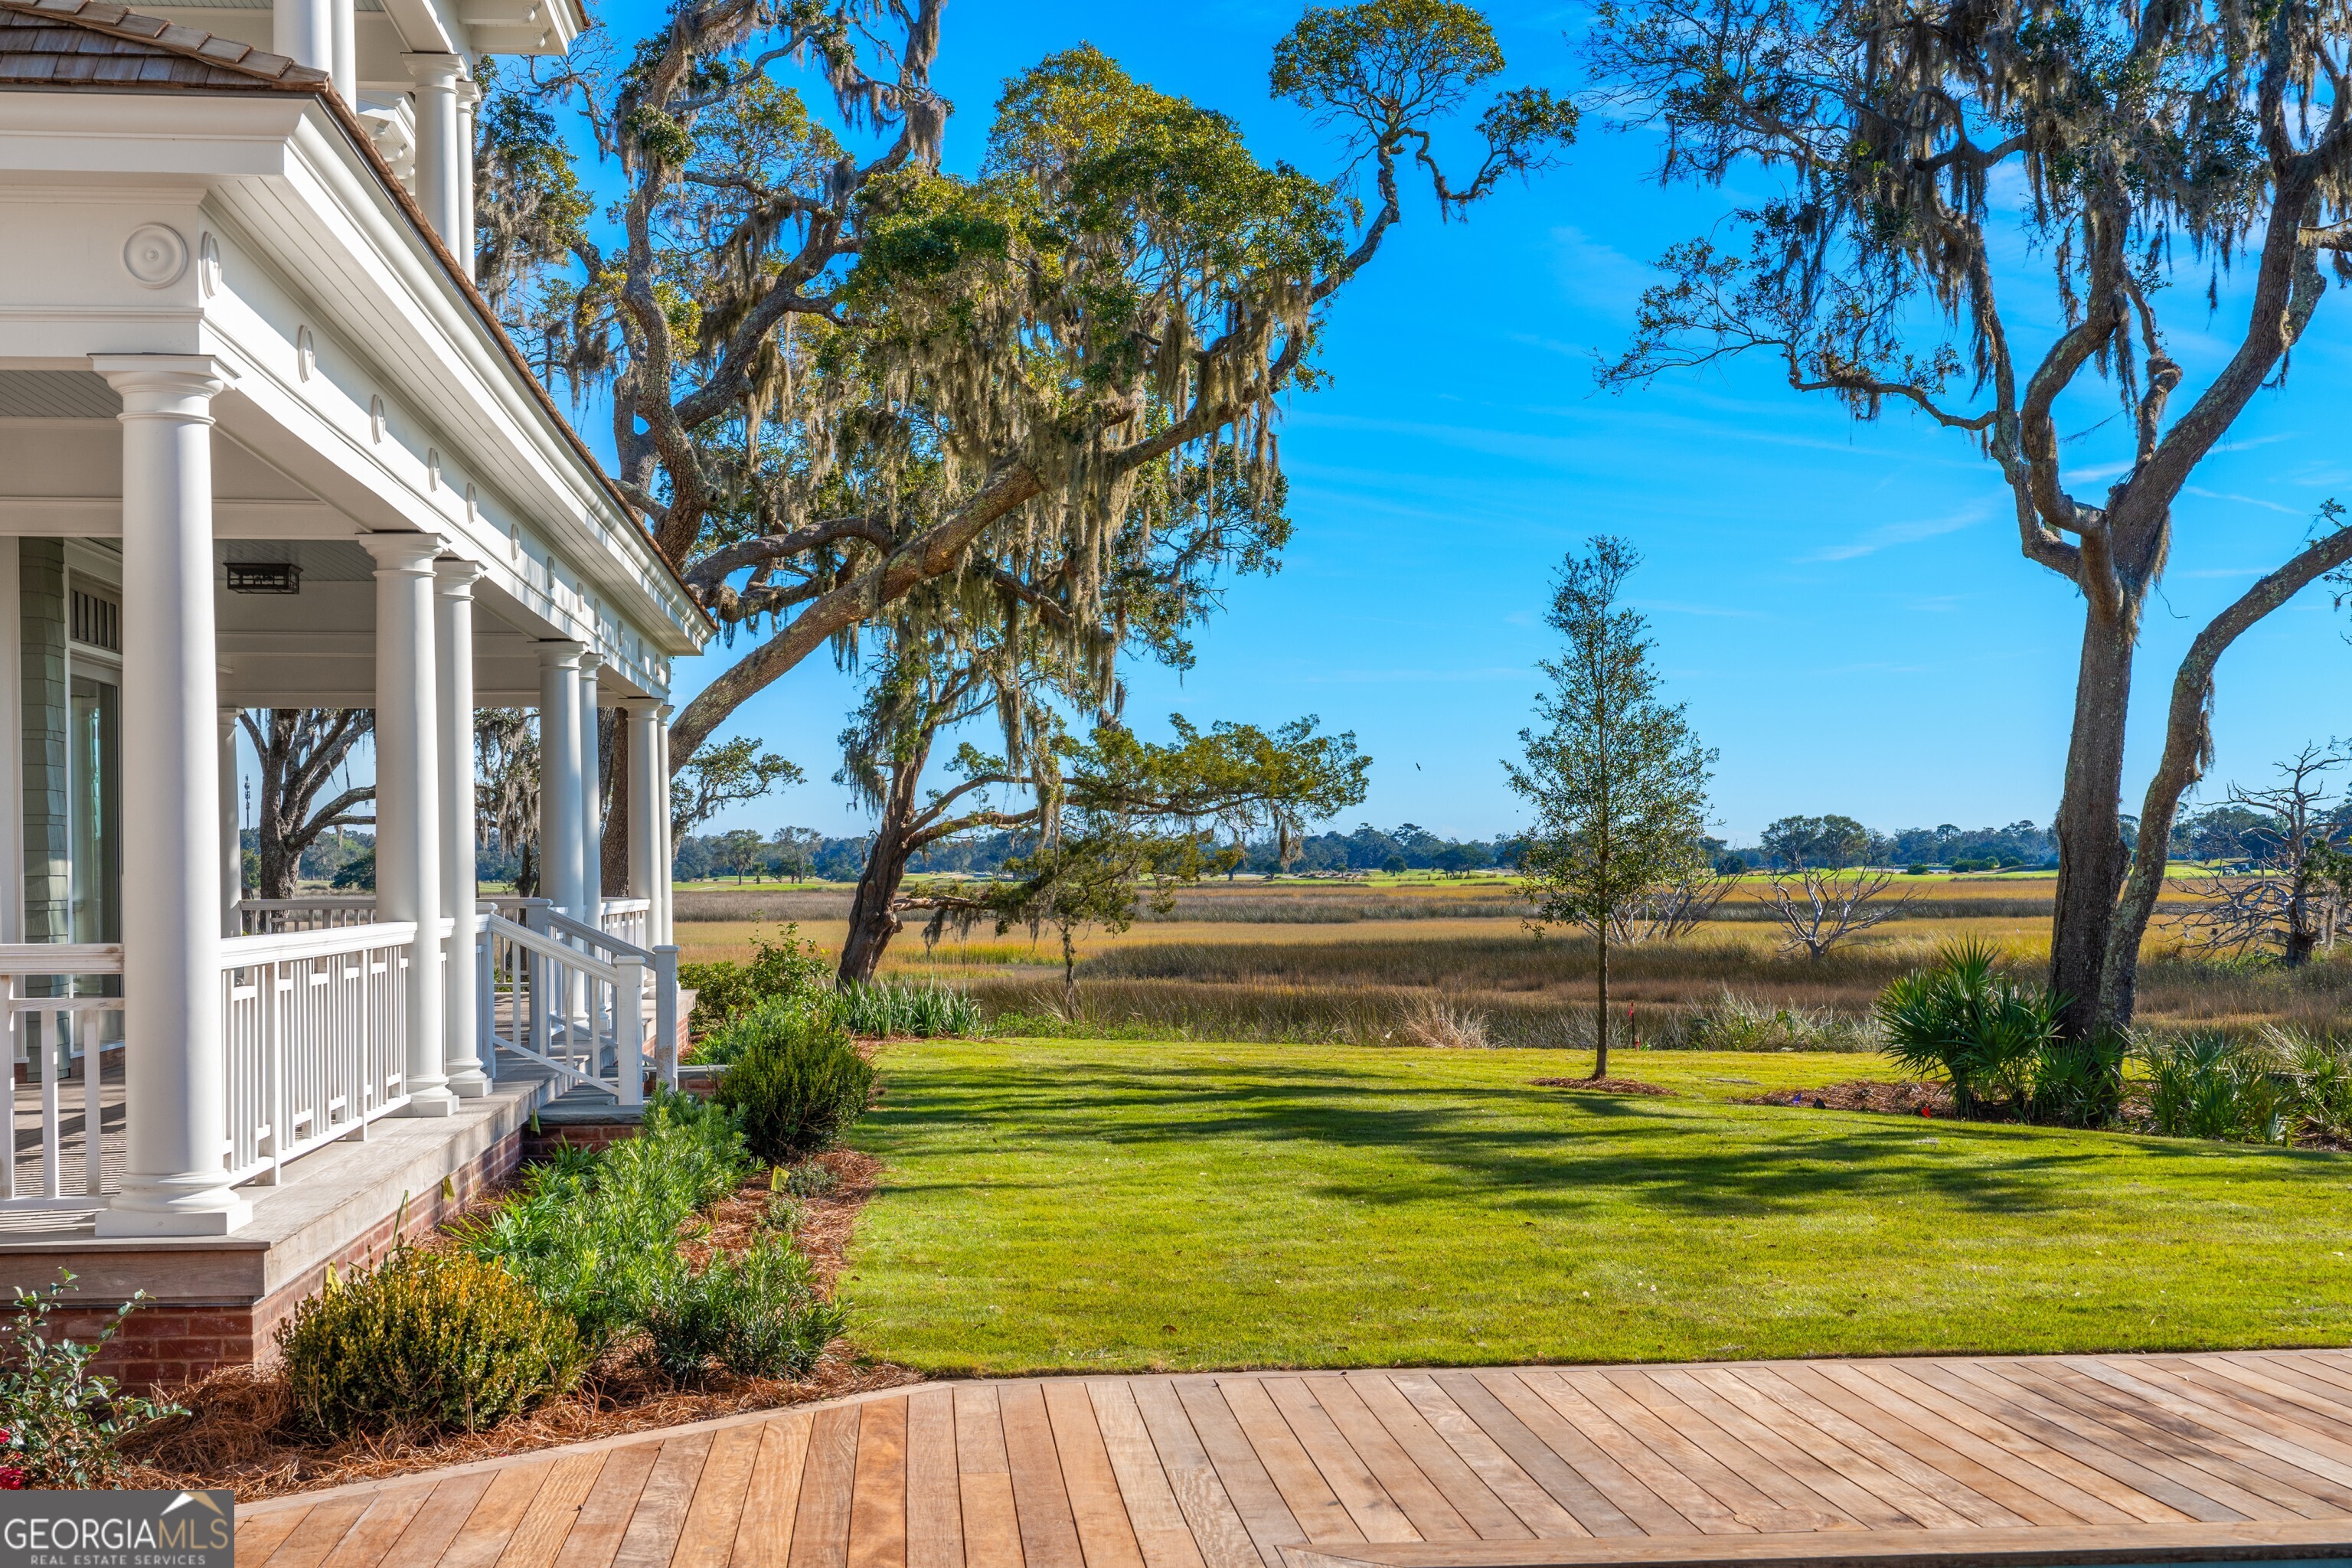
[495,0,1570,824]
[1586,0,2352,1037]
[1507,537,1714,1079]
[240,709,374,900]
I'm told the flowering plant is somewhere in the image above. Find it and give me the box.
[0,1272,182,1488]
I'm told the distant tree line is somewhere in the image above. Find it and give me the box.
[668,820,1524,884]
[1718,805,2328,873]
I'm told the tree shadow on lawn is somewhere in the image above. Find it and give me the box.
[862,1057,2330,1221]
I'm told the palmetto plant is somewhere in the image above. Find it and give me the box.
[1874,941,2063,1116]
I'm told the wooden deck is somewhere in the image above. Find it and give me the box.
[234,1353,2352,1566]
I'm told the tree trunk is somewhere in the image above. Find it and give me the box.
[838,763,926,985]
[1592,928,1610,1080]
[2048,605,2138,1040]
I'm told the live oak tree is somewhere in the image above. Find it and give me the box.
[1585,0,2352,1036]
[1508,537,1714,1080]
[240,709,374,900]
[490,0,1571,835]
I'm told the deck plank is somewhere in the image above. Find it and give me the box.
[233,1352,2352,1568]
[317,1491,432,1568]
[561,1441,662,1568]
[374,1474,498,1568]
[733,1412,816,1568]
[907,1389,967,1568]
[1088,1380,1210,1568]
[492,1450,608,1568]
[1145,1377,1285,1568]
[1385,1372,1586,1539]
[952,1384,1024,1568]
[849,1398,912,1568]
[789,1404,867,1568]
[1001,1382,1088,1568]
[1214,1376,1365,1545]
[1258,1376,1421,1544]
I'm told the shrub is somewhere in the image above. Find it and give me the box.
[2027,1032,2127,1128]
[834,981,985,1038]
[276,1244,586,1437]
[639,1238,844,1380]
[1396,995,1492,1048]
[679,924,831,1034]
[0,1273,181,1488]
[2141,1034,2289,1142]
[714,1009,877,1163]
[697,991,842,1067]
[453,1090,754,1348]
[1874,939,2062,1115]
[782,1162,840,1198]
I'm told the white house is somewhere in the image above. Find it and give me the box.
[0,0,704,1373]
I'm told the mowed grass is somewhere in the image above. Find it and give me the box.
[840,1038,2352,1374]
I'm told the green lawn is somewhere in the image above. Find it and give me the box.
[839,1038,2352,1374]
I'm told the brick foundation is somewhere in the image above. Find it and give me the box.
[39,1125,526,1389]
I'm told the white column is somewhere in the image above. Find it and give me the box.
[329,0,353,104]
[90,354,250,1238]
[537,642,585,917]
[624,701,660,907]
[654,705,675,945]
[580,653,602,915]
[271,0,332,77]
[456,77,480,283]
[361,532,455,1118]
[436,559,490,1097]
[218,707,240,938]
[403,54,465,250]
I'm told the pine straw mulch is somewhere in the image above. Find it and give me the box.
[117,1147,919,1503]
[1739,1079,1953,1116]
[1529,1076,1677,1096]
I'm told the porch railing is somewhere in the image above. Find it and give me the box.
[0,944,123,1211]
[481,903,669,1105]
[220,922,416,1186]
[237,897,382,934]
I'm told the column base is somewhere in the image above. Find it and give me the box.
[96,1184,253,1238]
[401,1086,459,1118]
[445,1068,492,1099]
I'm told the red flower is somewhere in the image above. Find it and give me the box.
[0,1466,26,1490]
[1918,1105,1932,1119]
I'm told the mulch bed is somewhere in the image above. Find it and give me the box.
[1530,1076,1677,1096]
[119,1147,916,1502]
[1739,1080,1955,1116]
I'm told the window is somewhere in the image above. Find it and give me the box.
[69,586,119,652]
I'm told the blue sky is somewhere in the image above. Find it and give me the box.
[589,0,2352,845]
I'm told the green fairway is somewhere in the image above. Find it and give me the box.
[839,1038,2352,1373]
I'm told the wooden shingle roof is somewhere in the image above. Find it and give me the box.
[0,0,328,90]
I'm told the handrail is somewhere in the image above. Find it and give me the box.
[223,920,423,966]
[601,897,652,914]
[237,897,378,910]
[485,913,626,985]
[544,905,652,962]
[0,943,124,975]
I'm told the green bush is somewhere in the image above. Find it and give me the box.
[0,1272,181,1488]
[678,925,831,1035]
[1874,939,2063,1116]
[639,1238,845,1380]
[714,1008,877,1163]
[834,982,985,1038]
[276,1245,586,1437]
[2027,1032,2127,1128]
[453,1090,754,1348]
[2141,1034,2288,1142]
[697,991,842,1067]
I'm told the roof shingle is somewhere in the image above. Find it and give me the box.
[0,0,328,90]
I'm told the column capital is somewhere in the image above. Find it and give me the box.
[402,51,464,87]
[620,697,664,717]
[433,555,488,595]
[456,76,482,107]
[89,354,237,415]
[537,638,587,670]
[658,703,675,722]
[358,531,449,573]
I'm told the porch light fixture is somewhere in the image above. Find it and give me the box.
[226,563,302,595]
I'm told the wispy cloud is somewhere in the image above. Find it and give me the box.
[1803,506,1987,562]
[2184,485,2304,516]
